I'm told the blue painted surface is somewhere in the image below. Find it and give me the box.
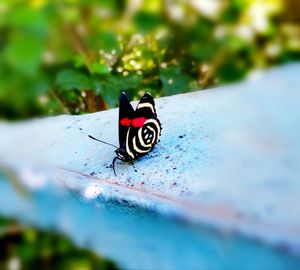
[1,64,300,269]
[0,175,299,270]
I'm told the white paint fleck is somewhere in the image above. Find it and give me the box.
[84,184,103,199]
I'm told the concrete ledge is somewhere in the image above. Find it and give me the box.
[0,64,300,269]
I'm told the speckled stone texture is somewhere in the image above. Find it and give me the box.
[0,64,300,269]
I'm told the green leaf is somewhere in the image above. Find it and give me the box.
[160,66,192,96]
[4,35,44,76]
[8,6,49,37]
[188,42,218,61]
[91,63,110,74]
[217,58,248,82]
[56,70,92,90]
[134,11,162,33]
[89,31,120,53]
[74,55,86,68]
[92,74,142,107]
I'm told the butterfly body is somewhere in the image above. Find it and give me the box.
[113,92,161,173]
[89,92,161,175]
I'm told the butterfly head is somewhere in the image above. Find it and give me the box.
[115,148,131,161]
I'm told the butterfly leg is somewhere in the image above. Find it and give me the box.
[112,156,120,176]
[130,160,138,173]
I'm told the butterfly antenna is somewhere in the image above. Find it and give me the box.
[88,135,118,149]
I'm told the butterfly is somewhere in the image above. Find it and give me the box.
[89,92,161,175]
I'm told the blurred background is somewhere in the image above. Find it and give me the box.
[0,216,118,269]
[0,0,299,120]
[1,0,300,269]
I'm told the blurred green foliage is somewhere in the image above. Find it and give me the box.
[0,0,299,119]
[0,216,119,270]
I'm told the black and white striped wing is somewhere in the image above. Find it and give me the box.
[131,118,161,157]
[125,93,161,159]
[135,92,157,118]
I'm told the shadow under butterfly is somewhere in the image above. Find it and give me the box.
[89,92,162,175]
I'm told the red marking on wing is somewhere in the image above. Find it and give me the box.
[120,117,131,126]
[132,117,147,127]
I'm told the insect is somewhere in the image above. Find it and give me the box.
[89,92,161,175]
